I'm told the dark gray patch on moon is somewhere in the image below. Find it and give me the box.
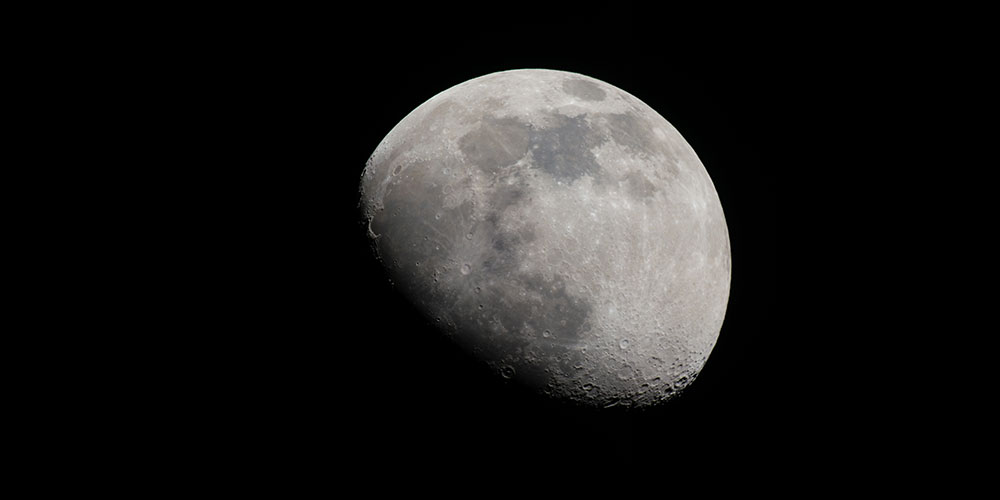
[624,170,658,200]
[459,111,608,184]
[477,221,527,277]
[474,179,535,275]
[528,113,604,183]
[561,78,607,101]
[490,224,534,253]
[458,117,530,175]
[603,112,656,154]
[603,111,681,178]
[487,182,526,214]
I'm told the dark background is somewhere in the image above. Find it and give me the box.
[170,8,867,479]
[34,3,989,489]
[37,2,995,490]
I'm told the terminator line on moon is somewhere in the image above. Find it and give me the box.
[360,69,731,408]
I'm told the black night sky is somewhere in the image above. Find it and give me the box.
[176,7,905,481]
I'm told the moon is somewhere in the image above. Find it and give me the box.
[360,69,730,408]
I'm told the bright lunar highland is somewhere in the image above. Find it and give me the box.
[360,69,731,408]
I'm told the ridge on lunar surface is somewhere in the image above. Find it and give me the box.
[360,69,730,408]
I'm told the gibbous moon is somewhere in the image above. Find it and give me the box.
[360,69,730,408]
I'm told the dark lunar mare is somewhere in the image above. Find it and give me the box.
[527,113,605,183]
[561,78,607,101]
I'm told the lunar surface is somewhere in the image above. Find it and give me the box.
[359,69,730,408]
